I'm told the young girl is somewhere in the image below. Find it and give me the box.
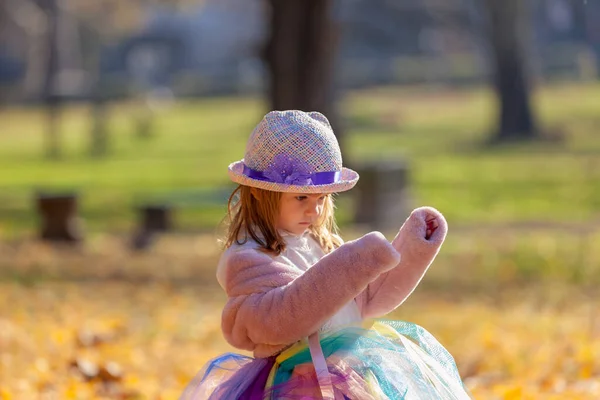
[180,110,471,399]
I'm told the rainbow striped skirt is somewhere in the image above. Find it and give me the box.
[180,319,471,399]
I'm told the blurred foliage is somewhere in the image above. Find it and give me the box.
[65,0,205,38]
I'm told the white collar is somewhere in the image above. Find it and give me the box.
[278,229,310,239]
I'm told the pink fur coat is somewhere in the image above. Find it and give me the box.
[220,207,447,358]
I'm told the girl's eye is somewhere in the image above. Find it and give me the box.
[296,196,307,201]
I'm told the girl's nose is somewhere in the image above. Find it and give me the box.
[306,201,319,216]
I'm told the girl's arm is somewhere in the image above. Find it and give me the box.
[221,232,400,351]
[356,207,448,319]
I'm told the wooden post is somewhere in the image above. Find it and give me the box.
[140,205,172,232]
[131,205,173,250]
[36,193,83,242]
[353,160,411,233]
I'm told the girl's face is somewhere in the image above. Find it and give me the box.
[277,192,327,235]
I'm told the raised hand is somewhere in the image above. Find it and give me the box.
[356,206,448,319]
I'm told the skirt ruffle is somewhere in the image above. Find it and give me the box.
[180,319,471,400]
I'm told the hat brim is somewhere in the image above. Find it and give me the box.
[228,161,359,193]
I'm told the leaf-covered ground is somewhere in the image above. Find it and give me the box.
[1,234,599,399]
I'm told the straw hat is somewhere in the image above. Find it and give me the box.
[228,110,359,193]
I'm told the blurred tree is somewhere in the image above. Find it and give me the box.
[40,0,62,159]
[89,31,109,158]
[45,0,113,157]
[484,0,539,142]
[581,0,600,76]
[263,0,344,149]
[0,1,40,101]
[84,3,113,157]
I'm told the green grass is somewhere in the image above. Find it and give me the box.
[1,82,599,236]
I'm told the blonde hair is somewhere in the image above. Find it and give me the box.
[223,185,342,255]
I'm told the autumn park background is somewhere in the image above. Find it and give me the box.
[1,0,600,399]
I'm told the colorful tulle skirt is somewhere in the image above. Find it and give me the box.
[180,319,472,399]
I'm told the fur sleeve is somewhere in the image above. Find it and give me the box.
[356,207,448,319]
[221,232,401,351]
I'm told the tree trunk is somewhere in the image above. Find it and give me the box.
[22,4,49,100]
[264,0,344,150]
[89,30,108,157]
[42,0,61,159]
[90,96,108,156]
[582,0,600,77]
[485,0,538,142]
[0,0,49,100]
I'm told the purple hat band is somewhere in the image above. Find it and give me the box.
[243,164,341,186]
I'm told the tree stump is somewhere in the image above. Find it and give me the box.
[36,193,83,242]
[353,160,411,233]
[140,205,172,232]
[131,205,173,250]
